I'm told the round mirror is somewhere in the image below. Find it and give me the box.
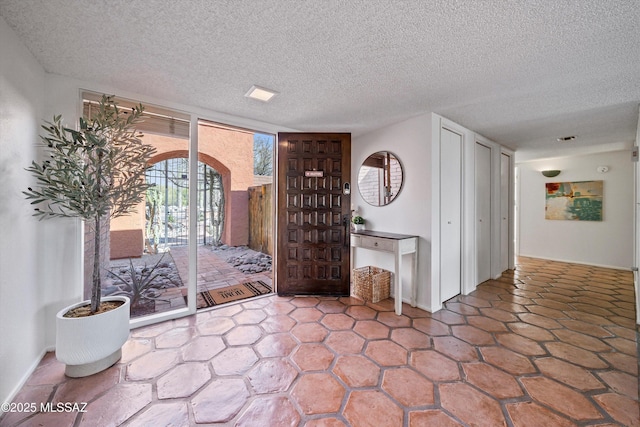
[357,151,404,206]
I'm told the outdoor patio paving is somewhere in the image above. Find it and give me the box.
[147,245,273,314]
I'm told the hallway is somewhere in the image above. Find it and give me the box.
[1,257,637,426]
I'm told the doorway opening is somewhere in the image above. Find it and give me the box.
[83,93,275,320]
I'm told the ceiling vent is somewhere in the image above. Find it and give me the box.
[557,136,576,142]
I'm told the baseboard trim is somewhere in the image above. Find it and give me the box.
[517,254,632,271]
[2,348,48,407]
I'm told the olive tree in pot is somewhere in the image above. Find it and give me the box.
[24,95,156,377]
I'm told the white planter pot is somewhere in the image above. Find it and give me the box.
[353,223,365,232]
[56,296,130,377]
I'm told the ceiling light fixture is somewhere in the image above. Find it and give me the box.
[541,170,561,178]
[245,85,278,102]
[557,136,576,142]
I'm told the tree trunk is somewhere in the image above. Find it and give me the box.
[91,214,102,314]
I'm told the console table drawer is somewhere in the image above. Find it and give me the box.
[360,236,394,252]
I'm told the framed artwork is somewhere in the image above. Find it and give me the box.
[545,180,603,221]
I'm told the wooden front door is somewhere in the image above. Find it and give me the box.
[276,133,351,295]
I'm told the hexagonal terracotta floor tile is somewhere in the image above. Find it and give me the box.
[325,330,365,354]
[120,338,153,363]
[544,342,608,369]
[235,396,301,427]
[263,301,296,316]
[126,350,179,380]
[440,382,506,427]
[433,336,479,361]
[382,368,434,406]
[521,376,603,421]
[197,317,235,335]
[552,329,612,352]
[225,324,263,346]
[321,313,355,330]
[290,297,320,307]
[260,314,296,333]
[211,347,258,375]
[291,373,345,415]
[191,378,249,423]
[462,362,523,399]
[506,401,576,427]
[479,307,519,322]
[53,366,120,404]
[248,358,298,393]
[600,352,638,375]
[494,333,546,356]
[376,312,411,327]
[130,402,190,427]
[390,328,431,350]
[316,300,347,313]
[593,392,640,427]
[256,330,299,354]
[534,357,603,391]
[451,324,495,346]
[157,362,211,399]
[507,322,556,341]
[430,309,466,325]
[130,321,174,338]
[353,320,390,339]
[467,315,509,332]
[292,344,334,371]
[155,327,197,348]
[345,305,377,320]
[604,337,637,356]
[305,417,347,426]
[445,302,479,316]
[181,335,225,361]
[233,309,267,324]
[410,350,460,381]
[333,355,380,387]
[208,304,242,317]
[291,322,329,342]
[343,390,403,427]
[80,383,152,426]
[365,340,408,366]
[412,317,450,336]
[598,371,638,399]
[457,295,492,308]
[289,307,324,322]
[409,409,461,427]
[480,346,536,375]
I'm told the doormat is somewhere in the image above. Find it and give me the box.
[196,281,272,309]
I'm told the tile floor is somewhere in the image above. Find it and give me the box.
[1,257,638,426]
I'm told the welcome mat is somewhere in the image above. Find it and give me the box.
[196,281,272,309]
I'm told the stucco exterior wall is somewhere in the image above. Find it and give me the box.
[109,123,254,258]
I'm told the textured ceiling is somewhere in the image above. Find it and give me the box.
[1,0,639,159]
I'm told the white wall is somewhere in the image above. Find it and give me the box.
[517,150,633,269]
[352,113,432,310]
[0,16,51,405]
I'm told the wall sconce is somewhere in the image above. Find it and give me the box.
[541,170,561,178]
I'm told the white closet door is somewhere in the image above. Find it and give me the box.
[475,142,492,284]
[500,153,511,272]
[440,128,462,302]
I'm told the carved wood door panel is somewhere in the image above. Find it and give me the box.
[276,133,351,295]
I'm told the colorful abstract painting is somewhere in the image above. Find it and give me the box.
[545,180,603,221]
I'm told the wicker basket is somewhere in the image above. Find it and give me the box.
[353,266,391,303]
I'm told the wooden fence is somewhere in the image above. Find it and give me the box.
[248,183,273,256]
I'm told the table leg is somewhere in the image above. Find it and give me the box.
[395,250,402,315]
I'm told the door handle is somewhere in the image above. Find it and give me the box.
[342,215,350,247]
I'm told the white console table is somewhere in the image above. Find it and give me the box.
[350,230,419,315]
